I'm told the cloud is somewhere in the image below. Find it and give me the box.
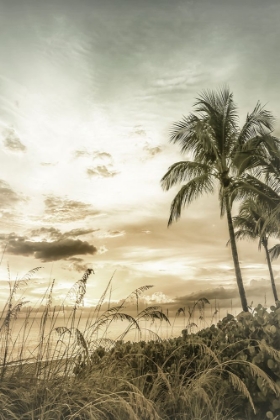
[98,245,108,254]
[74,150,91,158]
[143,143,162,157]
[2,127,26,152]
[74,150,112,163]
[153,70,205,92]
[85,151,117,178]
[44,195,101,222]
[30,227,99,241]
[87,165,118,178]
[93,152,112,161]
[74,150,117,178]
[174,287,239,306]
[0,179,23,208]
[4,233,97,261]
[101,230,125,238]
[169,278,279,311]
[133,127,147,137]
[65,257,93,273]
[40,162,57,166]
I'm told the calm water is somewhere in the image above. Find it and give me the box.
[0,308,229,364]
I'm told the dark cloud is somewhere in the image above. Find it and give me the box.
[4,233,97,261]
[2,127,26,152]
[174,287,240,306]
[87,165,118,178]
[44,195,101,222]
[170,279,278,311]
[30,227,99,241]
[0,179,22,208]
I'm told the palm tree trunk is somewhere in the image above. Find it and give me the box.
[263,241,279,303]
[225,196,248,312]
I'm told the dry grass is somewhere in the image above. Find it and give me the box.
[0,269,276,419]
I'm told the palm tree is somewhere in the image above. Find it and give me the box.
[233,198,279,303]
[161,88,280,312]
[268,245,280,296]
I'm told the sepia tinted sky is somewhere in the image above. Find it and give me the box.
[1,0,280,310]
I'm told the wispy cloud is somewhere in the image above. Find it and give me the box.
[2,127,26,152]
[106,230,125,238]
[40,162,57,166]
[0,179,24,207]
[74,149,112,162]
[143,143,162,157]
[30,227,99,241]
[43,195,101,222]
[87,165,118,178]
[133,127,147,137]
[74,150,91,158]
[98,245,108,254]
[74,149,118,178]
[93,151,112,161]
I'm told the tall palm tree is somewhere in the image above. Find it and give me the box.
[233,198,279,303]
[161,88,280,312]
[268,245,280,294]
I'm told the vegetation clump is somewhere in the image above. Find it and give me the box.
[1,266,279,419]
[78,303,280,420]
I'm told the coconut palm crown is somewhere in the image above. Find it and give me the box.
[233,198,279,303]
[161,88,280,312]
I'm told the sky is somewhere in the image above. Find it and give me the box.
[1,0,280,313]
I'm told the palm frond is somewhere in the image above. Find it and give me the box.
[234,132,280,178]
[194,88,238,155]
[229,174,280,209]
[170,114,201,150]
[238,102,275,146]
[234,228,258,242]
[269,244,280,261]
[168,173,214,226]
[161,161,211,191]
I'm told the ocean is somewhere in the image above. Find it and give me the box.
[0,306,228,365]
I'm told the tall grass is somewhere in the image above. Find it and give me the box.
[0,269,277,419]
